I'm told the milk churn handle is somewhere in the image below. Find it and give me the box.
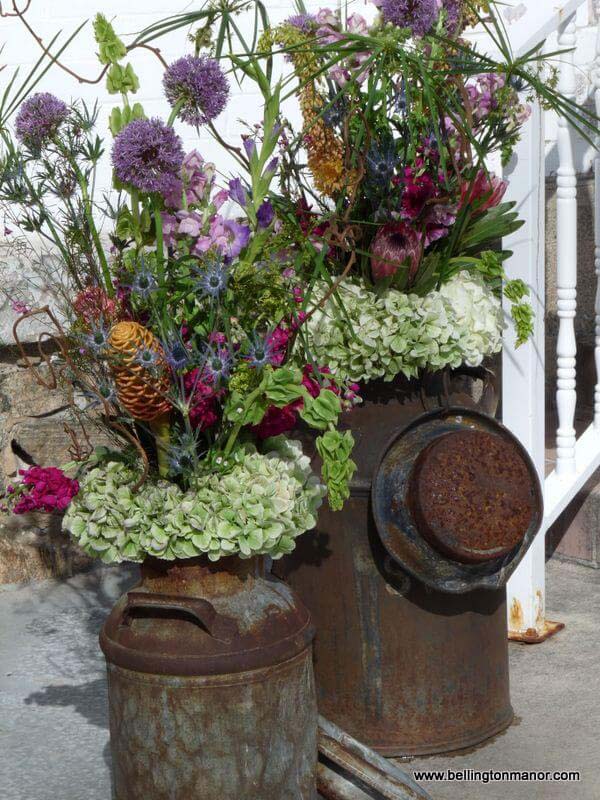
[121,591,239,643]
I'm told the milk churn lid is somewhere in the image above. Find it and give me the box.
[100,558,315,676]
[372,408,543,593]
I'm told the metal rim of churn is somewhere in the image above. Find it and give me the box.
[371,407,543,594]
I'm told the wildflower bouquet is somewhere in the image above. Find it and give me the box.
[239,0,595,384]
[0,14,360,563]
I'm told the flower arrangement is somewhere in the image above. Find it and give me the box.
[1,2,596,562]
[0,13,361,562]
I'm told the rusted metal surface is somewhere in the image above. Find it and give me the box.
[277,368,521,755]
[408,429,535,563]
[372,408,543,593]
[318,716,431,800]
[508,597,565,643]
[102,556,318,799]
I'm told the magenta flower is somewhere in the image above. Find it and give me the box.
[183,369,219,430]
[401,165,438,220]
[163,55,230,127]
[370,222,422,283]
[15,92,68,150]
[112,118,184,196]
[266,326,291,366]
[12,466,79,515]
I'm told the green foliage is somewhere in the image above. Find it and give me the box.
[316,430,356,512]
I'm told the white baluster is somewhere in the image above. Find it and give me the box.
[593,6,600,429]
[556,15,578,475]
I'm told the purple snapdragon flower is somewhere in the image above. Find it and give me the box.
[15,92,69,150]
[228,177,249,208]
[163,55,230,127]
[164,150,216,209]
[112,118,184,196]
[378,0,439,37]
[194,216,250,261]
[257,200,275,228]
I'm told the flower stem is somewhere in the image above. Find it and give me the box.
[150,413,171,479]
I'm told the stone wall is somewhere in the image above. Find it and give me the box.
[0,346,93,583]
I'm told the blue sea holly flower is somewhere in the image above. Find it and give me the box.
[83,322,110,356]
[130,261,158,299]
[366,140,397,186]
[247,336,276,370]
[168,433,199,475]
[135,347,161,369]
[164,337,190,371]
[194,259,229,299]
[204,346,233,381]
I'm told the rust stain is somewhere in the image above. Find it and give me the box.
[535,589,545,628]
[509,598,524,632]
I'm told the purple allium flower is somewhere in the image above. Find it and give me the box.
[163,55,230,127]
[379,0,439,37]
[257,200,275,229]
[112,118,184,196]
[15,92,69,150]
[286,13,317,33]
[442,0,462,33]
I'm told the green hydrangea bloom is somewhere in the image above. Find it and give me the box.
[63,438,325,564]
[305,271,503,383]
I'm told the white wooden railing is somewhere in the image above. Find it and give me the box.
[501,0,600,641]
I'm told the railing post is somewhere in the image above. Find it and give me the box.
[593,5,600,429]
[503,100,548,641]
[556,14,578,473]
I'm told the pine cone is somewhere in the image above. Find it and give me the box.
[108,321,171,421]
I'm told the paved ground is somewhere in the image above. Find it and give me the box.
[0,559,598,800]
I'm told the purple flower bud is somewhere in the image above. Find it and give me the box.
[228,177,249,208]
[257,200,275,229]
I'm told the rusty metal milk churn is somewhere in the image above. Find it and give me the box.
[100,555,318,800]
[278,373,543,756]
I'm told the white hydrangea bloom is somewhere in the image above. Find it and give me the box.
[305,271,503,383]
[63,437,326,564]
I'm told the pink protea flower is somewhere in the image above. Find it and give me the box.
[73,286,124,327]
[460,170,507,213]
[370,222,422,283]
[12,466,79,514]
